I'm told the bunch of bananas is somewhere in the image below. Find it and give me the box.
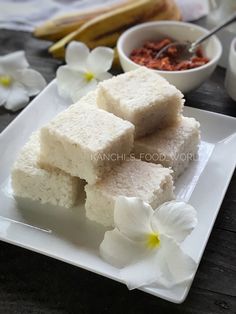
[34,0,181,60]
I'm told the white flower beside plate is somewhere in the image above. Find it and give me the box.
[0,51,46,111]
[57,42,114,102]
[0,41,114,111]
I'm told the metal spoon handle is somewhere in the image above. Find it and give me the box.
[190,12,236,51]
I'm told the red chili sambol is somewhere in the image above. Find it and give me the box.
[130,38,209,71]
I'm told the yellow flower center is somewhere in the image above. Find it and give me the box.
[84,72,94,82]
[146,232,161,249]
[0,75,12,87]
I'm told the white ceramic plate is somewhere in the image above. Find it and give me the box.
[0,81,235,303]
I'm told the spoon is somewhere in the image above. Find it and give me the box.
[155,12,236,61]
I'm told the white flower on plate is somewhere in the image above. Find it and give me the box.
[100,197,198,290]
[0,51,46,111]
[56,41,114,102]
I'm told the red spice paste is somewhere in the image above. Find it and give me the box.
[130,38,209,71]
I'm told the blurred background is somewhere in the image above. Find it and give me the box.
[0,0,235,67]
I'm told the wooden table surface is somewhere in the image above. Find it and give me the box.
[0,29,235,314]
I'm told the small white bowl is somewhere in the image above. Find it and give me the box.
[117,21,222,93]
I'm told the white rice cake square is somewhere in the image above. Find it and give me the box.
[134,116,200,178]
[97,67,184,138]
[74,90,97,108]
[85,159,174,227]
[39,104,134,184]
[11,132,83,208]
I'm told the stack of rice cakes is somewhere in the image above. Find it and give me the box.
[12,67,200,227]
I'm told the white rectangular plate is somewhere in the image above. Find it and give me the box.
[0,81,235,303]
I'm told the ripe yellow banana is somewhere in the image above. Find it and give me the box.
[148,0,181,22]
[34,0,134,41]
[49,0,168,58]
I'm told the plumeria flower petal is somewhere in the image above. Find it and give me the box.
[114,197,153,242]
[160,235,196,284]
[100,228,147,268]
[0,51,29,73]
[121,235,196,290]
[151,201,198,243]
[87,47,114,75]
[65,41,89,71]
[99,196,198,290]
[0,51,46,111]
[14,69,47,97]
[120,251,168,290]
[71,79,97,102]
[56,41,114,102]
[96,72,113,81]
[57,65,86,100]
[0,85,10,106]
[4,82,29,111]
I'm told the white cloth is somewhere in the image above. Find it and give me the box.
[176,0,209,22]
[0,0,209,32]
[0,0,120,31]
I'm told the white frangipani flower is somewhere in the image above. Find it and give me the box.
[56,41,114,102]
[0,51,46,111]
[100,197,198,290]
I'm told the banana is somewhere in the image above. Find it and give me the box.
[148,0,181,22]
[34,0,133,41]
[90,0,181,49]
[49,0,167,58]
